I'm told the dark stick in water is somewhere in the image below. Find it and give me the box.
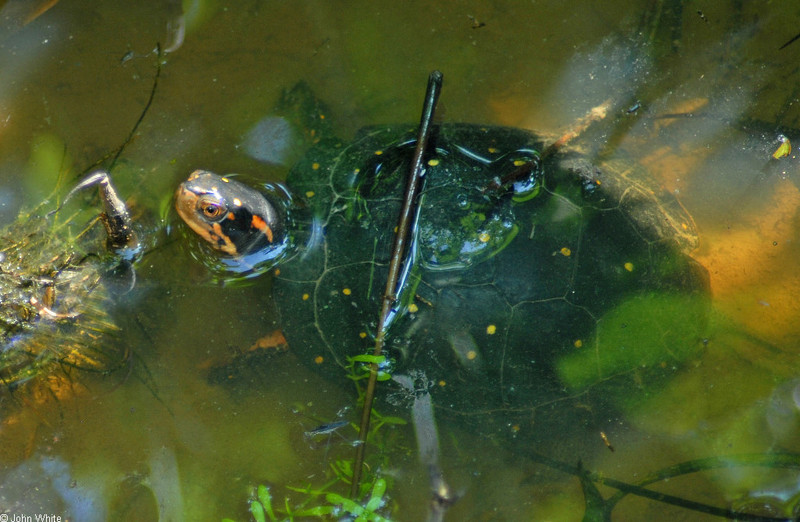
[350,70,443,498]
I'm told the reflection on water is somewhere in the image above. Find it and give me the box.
[1,1,800,520]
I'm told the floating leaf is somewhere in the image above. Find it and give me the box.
[772,134,791,159]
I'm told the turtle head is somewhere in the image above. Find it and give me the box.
[175,170,285,258]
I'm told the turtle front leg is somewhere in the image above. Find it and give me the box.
[67,171,140,259]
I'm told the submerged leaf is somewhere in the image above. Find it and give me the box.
[249,499,266,522]
[579,465,612,522]
[557,293,708,397]
[25,132,70,205]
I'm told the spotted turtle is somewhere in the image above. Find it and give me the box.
[176,80,709,436]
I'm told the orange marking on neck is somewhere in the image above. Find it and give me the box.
[251,215,274,243]
[211,223,238,255]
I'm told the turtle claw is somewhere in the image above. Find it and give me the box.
[66,171,140,260]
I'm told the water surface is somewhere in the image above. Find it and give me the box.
[2,1,800,520]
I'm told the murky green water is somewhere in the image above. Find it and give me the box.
[3,1,800,520]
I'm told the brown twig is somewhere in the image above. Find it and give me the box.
[350,70,443,498]
[481,99,611,196]
[544,99,611,156]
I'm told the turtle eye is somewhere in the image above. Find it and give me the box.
[198,198,225,220]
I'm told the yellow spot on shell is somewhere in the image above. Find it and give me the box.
[408,303,419,313]
[486,324,497,335]
[312,162,320,170]
[560,247,572,257]
[513,159,527,166]
[320,114,325,119]
[314,355,324,364]
[359,332,367,339]
[427,158,440,166]
[274,269,281,276]
[574,339,583,348]
[466,350,477,360]
[624,262,634,272]
[374,150,384,155]
[488,147,498,153]
[302,293,310,301]
[305,191,315,198]
[511,424,521,433]
[478,232,491,243]
[342,288,352,296]
[438,380,446,387]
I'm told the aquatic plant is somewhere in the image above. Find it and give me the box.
[223,433,397,522]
